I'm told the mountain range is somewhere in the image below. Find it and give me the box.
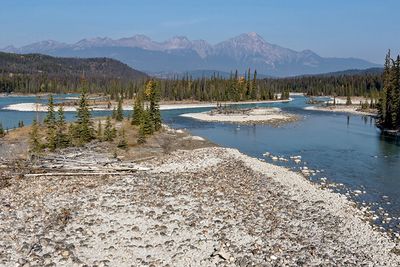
[2,32,381,77]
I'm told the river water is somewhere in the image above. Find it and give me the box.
[1,95,400,234]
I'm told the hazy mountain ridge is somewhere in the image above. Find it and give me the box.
[2,32,380,77]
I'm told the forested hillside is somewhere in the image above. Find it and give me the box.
[0,52,147,94]
[264,69,383,97]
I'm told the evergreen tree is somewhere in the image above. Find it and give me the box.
[45,94,57,151]
[141,109,154,135]
[246,68,251,99]
[103,117,115,141]
[117,128,128,149]
[131,94,143,125]
[56,106,69,148]
[137,122,146,144]
[44,94,56,126]
[74,83,93,145]
[29,119,42,153]
[115,96,124,121]
[251,70,258,100]
[147,80,162,131]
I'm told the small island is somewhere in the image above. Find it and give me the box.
[181,106,298,125]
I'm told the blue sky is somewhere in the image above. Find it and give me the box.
[0,0,399,63]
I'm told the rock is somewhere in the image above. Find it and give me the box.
[211,246,231,261]
[61,250,70,258]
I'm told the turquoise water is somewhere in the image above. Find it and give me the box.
[1,95,400,233]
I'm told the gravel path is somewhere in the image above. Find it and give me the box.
[1,147,399,266]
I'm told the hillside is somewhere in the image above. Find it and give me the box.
[0,52,148,81]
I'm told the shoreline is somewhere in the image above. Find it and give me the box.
[1,98,293,112]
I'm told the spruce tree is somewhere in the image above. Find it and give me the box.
[142,109,154,135]
[103,116,114,142]
[117,128,128,149]
[74,83,93,145]
[56,106,69,148]
[251,70,258,100]
[137,123,146,144]
[45,95,57,151]
[131,94,143,125]
[115,96,124,121]
[147,81,162,131]
[246,68,251,99]
[29,119,42,153]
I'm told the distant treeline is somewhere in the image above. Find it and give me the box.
[266,70,383,98]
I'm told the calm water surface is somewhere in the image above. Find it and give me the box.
[1,95,400,233]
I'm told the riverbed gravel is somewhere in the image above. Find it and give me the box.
[1,146,400,266]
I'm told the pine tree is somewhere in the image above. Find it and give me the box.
[141,109,154,135]
[103,116,114,141]
[117,128,128,149]
[45,94,57,151]
[56,105,69,148]
[115,96,124,121]
[29,119,42,153]
[74,83,93,145]
[131,94,143,125]
[137,122,146,144]
[251,70,258,100]
[246,68,251,99]
[147,80,162,131]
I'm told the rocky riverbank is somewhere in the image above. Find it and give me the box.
[1,129,400,266]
